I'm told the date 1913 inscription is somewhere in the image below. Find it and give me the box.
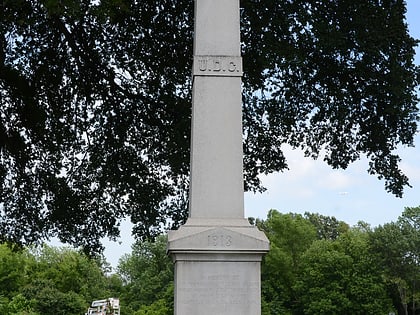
[208,234,232,247]
[193,56,242,77]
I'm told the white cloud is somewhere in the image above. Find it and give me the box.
[318,171,354,190]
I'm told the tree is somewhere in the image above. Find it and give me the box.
[134,298,171,315]
[295,230,392,315]
[27,246,110,305]
[304,212,349,240]
[369,207,420,315]
[117,235,173,315]
[0,293,40,315]
[0,244,40,315]
[23,282,88,315]
[21,245,114,315]
[0,243,115,315]
[1,0,418,252]
[259,210,317,313]
[0,244,27,298]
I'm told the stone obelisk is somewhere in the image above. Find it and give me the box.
[167,0,269,314]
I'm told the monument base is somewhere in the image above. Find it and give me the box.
[167,218,269,315]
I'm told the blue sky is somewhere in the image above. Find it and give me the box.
[103,0,420,268]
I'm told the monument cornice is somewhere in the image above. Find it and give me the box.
[167,224,269,256]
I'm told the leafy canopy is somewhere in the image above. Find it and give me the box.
[0,0,419,253]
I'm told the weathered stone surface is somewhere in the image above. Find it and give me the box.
[173,260,262,315]
[189,75,243,219]
[193,0,240,56]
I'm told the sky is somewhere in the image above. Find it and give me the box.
[102,0,420,269]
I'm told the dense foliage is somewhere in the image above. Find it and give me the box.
[1,0,419,251]
[117,235,173,315]
[0,244,121,315]
[259,208,419,315]
[1,208,418,315]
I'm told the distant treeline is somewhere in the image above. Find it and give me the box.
[1,207,419,315]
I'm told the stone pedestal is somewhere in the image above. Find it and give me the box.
[167,0,269,313]
[168,220,269,315]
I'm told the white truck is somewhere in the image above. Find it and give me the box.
[85,298,120,315]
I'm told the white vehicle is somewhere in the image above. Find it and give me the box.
[85,298,120,315]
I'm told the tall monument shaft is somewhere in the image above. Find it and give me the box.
[190,0,243,219]
[167,1,269,314]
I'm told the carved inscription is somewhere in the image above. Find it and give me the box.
[193,56,242,77]
[178,275,259,306]
[207,234,232,247]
